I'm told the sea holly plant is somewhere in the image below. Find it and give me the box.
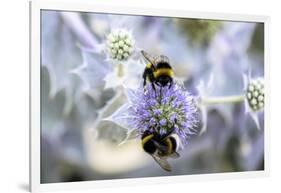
[72,18,144,91]
[75,14,205,92]
[41,11,84,115]
[198,72,265,133]
[105,69,265,146]
[103,28,144,90]
[243,72,265,130]
[104,82,199,147]
[70,14,264,147]
[40,10,266,179]
[46,11,264,147]
[195,22,260,134]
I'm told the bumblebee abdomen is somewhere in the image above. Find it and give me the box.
[143,140,157,154]
[162,136,178,156]
[142,134,157,154]
[169,136,177,152]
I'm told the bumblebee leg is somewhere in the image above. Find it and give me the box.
[151,82,156,91]
[155,81,162,88]
[143,70,148,90]
[143,78,147,88]
[159,86,163,100]
[161,127,176,139]
[169,78,173,89]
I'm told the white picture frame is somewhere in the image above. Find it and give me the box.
[30,0,270,192]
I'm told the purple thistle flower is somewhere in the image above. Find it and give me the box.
[128,83,199,146]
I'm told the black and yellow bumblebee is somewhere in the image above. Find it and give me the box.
[141,129,180,171]
[141,50,174,90]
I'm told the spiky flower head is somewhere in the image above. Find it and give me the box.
[129,83,199,146]
[243,72,265,130]
[106,29,135,61]
[246,77,264,112]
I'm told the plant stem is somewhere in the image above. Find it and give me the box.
[61,12,99,49]
[117,63,124,77]
[201,94,245,105]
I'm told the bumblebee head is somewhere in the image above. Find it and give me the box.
[157,76,172,87]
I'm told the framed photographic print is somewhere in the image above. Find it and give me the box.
[30,0,270,192]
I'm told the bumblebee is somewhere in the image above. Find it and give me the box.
[141,50,174,90]
[141,129,180,171]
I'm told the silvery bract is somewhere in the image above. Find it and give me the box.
[197,23,257,134]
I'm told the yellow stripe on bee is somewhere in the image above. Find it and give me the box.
[146,63,153,68]
[164,138,173,155]
[153,68,174,78]
[142,134,154,146]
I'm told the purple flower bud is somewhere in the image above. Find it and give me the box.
[159,119,167,126]
[153,109,162,116]
[170,113,177,122]
[149,118,156,125]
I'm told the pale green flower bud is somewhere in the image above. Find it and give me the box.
[106,29,135,61]
[246,78,264,112]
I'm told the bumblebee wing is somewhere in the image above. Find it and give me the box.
[152,139,168,152]
[169,152,180,159]
[141,50,154,63]
[151,154,172,172]
[141,50,155,66]
[155,55,169,64]
[153,139,180,159]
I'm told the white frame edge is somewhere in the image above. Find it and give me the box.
[30,0,270,192]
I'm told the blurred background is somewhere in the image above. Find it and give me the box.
[41,10,264,183]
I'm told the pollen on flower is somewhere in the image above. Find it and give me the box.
[129,83,199,146]
[106,29,135,61]
[246,78,264,112]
